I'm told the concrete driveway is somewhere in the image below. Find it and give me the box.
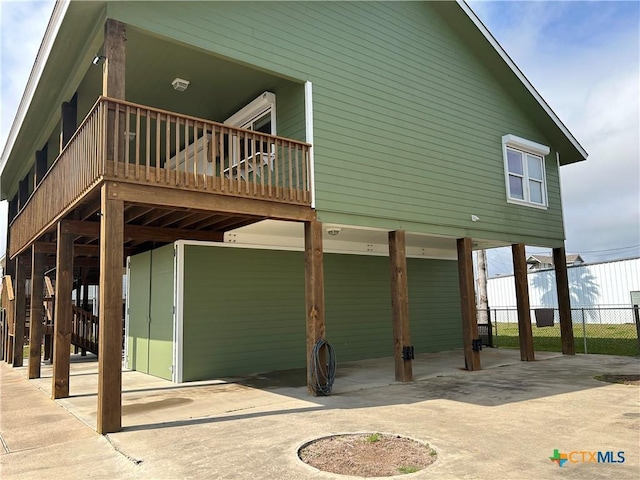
[1,349,639,479]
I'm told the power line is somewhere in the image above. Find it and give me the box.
[577,244,640,254]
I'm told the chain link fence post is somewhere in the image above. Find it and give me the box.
[634,304,640,354]
[581,308,588,354]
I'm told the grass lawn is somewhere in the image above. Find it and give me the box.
[494,322,640,356]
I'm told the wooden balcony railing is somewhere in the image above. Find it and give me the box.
[9,97,311,257]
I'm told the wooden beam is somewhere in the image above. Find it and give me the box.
[304,221,326,395]
[12,255,28,367]
[112,182,315,222]
[512,243,535,361]
[33,242,135,257]
[60,219,224,244]
[61,93,77,149]
[97,184,124,434]
[52,223,74,398]
[28,250,46,378]
[389,230,413,381]
[553,246,575,355]
[35,145,48,186]
[456,238,481,371]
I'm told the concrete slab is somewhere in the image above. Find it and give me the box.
[1,349,639,479]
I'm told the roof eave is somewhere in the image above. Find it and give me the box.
[0,0,70,185]
[456,0,588,164]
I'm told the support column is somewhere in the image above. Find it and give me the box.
[304,220,326,395]
[17,177,29,211]
[28,250,46,378]
[389,231,413,381]
[553,246,575,355]
[61,93,77,150]
[456,238,481,371]
[512,243,534,361]
[12,255,27,367]
[97,184,124,434]
[52,223,74,398]
[103,19,126,165]
[34,145,48,186]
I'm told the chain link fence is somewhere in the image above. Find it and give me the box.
[479,306,640,356]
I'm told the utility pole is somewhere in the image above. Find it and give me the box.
[477,249,489,324]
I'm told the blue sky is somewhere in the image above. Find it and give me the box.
[0,1,639,276]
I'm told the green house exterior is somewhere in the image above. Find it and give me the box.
[2,1,586,387]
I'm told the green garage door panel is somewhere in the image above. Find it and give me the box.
[127,251,151,373]
[408,258,463,352]
[182,246,306,381]
[147,244,175,380]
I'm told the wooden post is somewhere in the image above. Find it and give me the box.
[456,238,481,371]
[389,231,413,381]
[97,183,124,434]
[553,246,575,355]
[28,250,46,378]
[34,145,48,186]
[12,255,28,367]
[103,19,126,165]
[512,243,534,361]
[17,177,29,211]
[61,93,77,150]
[304,220,326,395]
[52,223,74,398]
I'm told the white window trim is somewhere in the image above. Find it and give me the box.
[224,91,276,134]
[502,134,549,209]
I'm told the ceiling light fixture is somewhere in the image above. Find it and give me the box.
[172,78,190,92]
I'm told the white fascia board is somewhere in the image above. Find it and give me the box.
[458,0,588,161]
[304,81,316,208]
[0,0,70,179]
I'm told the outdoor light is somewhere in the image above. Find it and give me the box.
[172,78,190,92]
[326,227,341,236]
[92,55,106,65]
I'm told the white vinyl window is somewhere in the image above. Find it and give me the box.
[502,134,550,208]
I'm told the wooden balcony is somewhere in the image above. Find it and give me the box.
[9,97,312,257]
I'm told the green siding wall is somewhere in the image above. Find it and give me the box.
[180,245,461,381]
[182,246,306,381]
[408,258,463,352]
[110,1,566,247]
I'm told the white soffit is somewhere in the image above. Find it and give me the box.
[224,220,458,260]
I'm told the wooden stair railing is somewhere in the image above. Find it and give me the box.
[1,276,15,363]
[71,305,99,355]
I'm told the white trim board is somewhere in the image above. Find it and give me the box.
[304,81,316,208]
